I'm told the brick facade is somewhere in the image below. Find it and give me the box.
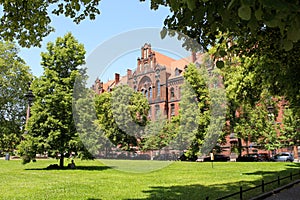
[91,43,296,159]
[92,43,202,121]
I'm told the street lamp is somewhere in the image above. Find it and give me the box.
[24,82,34,126]
[25,82,34,107]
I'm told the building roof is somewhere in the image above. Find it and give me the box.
[154,51,176,67]
[102,80,115,91]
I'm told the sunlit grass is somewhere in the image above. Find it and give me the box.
[0,158,299,200]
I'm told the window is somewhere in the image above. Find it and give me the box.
[155,104,160,119]
[175,68,179,76]
[144,48,148,58]
[170,87,175,98]
[156,80,160,97]
[145,89,148,98]
[170,104,175,116]
[149,87,152,99]
[148,106,152,118]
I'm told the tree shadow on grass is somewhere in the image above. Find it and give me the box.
[87,198,102,200]
[243,163,300,176]
[25,165,113,171]
[126,183,242,200]
[127,163,300,200]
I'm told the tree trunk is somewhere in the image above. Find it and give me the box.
[245,138,249,155]
[59,153,64,169]
[238,138,242,157]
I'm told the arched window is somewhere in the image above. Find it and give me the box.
[156,80,160,97]
[149,87,152,99]
[145,89,148,97]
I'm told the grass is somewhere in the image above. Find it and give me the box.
[0,159,299,200]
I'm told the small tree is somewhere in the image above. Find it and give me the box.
[280,106,300,148]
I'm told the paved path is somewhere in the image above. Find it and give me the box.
[263,182,300,200]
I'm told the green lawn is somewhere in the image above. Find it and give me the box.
[0,159,299,200]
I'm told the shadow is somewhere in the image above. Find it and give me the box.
[76,165,113,171]
[125,183,242,200]
[87,198,102,200]
[25,165,112,171]
[126,163,300,200]
[242,171,280,176]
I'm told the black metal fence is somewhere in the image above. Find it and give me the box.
[206,170,300,200]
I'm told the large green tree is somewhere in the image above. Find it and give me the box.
[210,40,281,154]
[18,33,87,168]
[0,41,32,154]
[95,85,150,152]
[0,0,101,47]
[148,0,300,115]
[178,62,225,158]
[149,0,300,50]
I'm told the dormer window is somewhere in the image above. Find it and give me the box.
[175,68,182,76]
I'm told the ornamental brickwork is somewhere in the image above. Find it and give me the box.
[91,43,204,121]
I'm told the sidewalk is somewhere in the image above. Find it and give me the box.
[251,180,300,200]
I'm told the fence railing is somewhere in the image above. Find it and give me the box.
[205,170,300,200]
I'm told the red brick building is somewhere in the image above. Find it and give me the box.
[92,43,204,121]
[91,43,298,160]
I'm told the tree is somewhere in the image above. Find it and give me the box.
[18,33,87,168]
[174,80,201,158]
[149,0,300,50]
[148,0,300,115]
[177,63,223,158]
[0,41,32,154]
[0,0,101,47]
[94,85,150,152]
[280,106,300,148]
[212,40,282,154]
[72,75,108,159]
[143,112,176,157]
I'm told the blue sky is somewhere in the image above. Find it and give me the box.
[18,1,171,79]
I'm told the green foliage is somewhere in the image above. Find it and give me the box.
[176,61,227,158]
[0,0,101,47]
[149,0,300,51]
[95,85,150,151]
[209,37,285,152]
[143,112,177,153]
[0,41,32,153]
[18,33,87,167]
[72,75,107,159]
[280,106,300,147]
[175,80,201,156]
[148,0,300,113]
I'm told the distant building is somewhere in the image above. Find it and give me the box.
[91,43,294,159]
[91,43,204,121]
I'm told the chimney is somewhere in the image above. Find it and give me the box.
[127,69,132,77]
[192,52,196,63]
[115,73,120,84]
